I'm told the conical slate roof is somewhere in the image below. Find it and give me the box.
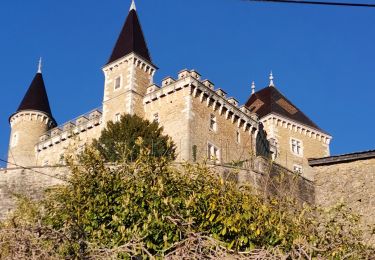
[107,8,151,64]
[245,85,327,134]
[17,72,54,119]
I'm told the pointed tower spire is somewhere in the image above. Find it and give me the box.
[251,81,256,95]
[15,63,55,120]
[269,71,275,87]
[130,0,136,11]
[37,57,42,74]
[107,1,151,65]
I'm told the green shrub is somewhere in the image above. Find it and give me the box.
[93,114,176,162]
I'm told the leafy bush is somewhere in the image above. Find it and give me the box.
[0,141,373,259]
[93,114,176,162]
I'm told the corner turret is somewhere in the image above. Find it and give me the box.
[7,59,56,167]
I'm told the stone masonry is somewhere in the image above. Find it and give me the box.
[310,151,375,245]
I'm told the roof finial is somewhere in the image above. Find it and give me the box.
[269,71,274,87]
[251,81,256,94]
[130,0,136,11]
[37,57,42,74]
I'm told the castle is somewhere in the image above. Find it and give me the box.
[2,0,375,244]
[6,1,330,181]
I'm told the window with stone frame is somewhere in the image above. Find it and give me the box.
[236,130,241,143]
[209,114,217,131]
[291,138,303,156]
[114,113,121,123]
[293,164,303,174]
[42,160,49,167]
[114,76,121,90]
[153,113,159,123]
[207,143,220,163]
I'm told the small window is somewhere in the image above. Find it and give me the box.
[114,76,121,90]
[153,113,159,123]
[208,143,220,163]
[59,154,65,165]
[291,138,303,156]
[209,114,217,131]
[114,113,121,123]
[236,130,240,143]
[11,133,18,147]
[293,164,303,174]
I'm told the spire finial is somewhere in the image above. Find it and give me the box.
[269,71,274,87]
[130,0,136,11]
[251,81,256,94]
[37,57,42,74]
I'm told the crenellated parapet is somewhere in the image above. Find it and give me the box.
[102,53,156,78]
[144,69,259,133]
[36,108,102,152]
[262,114,332,145]
[9,111,56,128]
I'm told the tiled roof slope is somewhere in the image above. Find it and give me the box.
[16,72,54,119]
[107,9,151,65]
[245,86,326,133]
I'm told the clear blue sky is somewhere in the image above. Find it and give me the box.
[0,0,374,167]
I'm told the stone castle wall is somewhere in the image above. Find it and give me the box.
[262,114,330,180]
[0,166,67,218]
[8,111,55,167]
[144,85,191,161]
[0,157,313,220]
[311,154,375,245]
[144,69,260,164]
[35,110,103,166]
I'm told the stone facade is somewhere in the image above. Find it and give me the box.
[35,109,102,166]
[144,69,259,164]
[262,114,331,180]
[102,54,156,123]
[7,111,56,167]
[310,151,375,245]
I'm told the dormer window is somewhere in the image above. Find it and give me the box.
[114,76,121,90]
[209,114,217,131]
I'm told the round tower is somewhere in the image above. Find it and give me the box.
[7,60,56,167]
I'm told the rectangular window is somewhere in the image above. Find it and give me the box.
[42,160,49,166]
[209,114,217,131]
[11,133,18,147]
[293,164,303,174]
[207,143,220,163]
[291,138,303,156]
[114,76,121,90]
[153,113,159,123]
[114,113,121,122]
[236,130,240,143]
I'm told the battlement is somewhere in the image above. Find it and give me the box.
[36,108,103,151]
[9,111,56,128]
[102,53,156,77]
[262,114,332,145]
[144,69,259,131]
